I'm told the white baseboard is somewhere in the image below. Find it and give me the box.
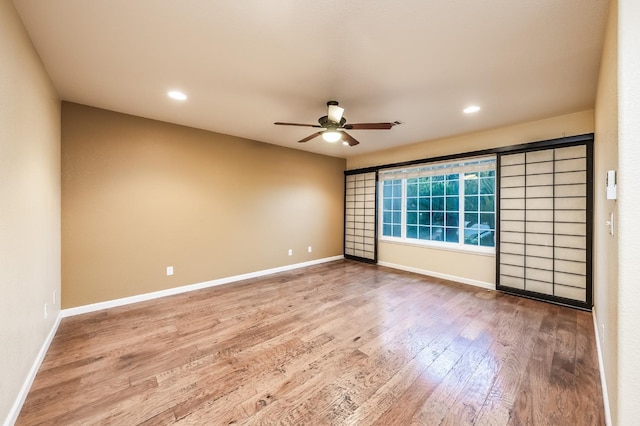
[62,255,344,318]
[592,307,612,426]
[377,261,494,291]
[4,312,62,426]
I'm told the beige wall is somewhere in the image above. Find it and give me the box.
[593,0,618,423]
[347,111,594,285]
[61,103,345,308]
[616,0,640,423]
[0,0,61,422]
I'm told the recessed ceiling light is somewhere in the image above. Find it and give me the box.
[168,90,187,101]
[463,105,480,114]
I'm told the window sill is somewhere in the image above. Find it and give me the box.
[379,237,496,257]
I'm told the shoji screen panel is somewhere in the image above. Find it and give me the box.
[344,171,377,263]
[497,142,592,309]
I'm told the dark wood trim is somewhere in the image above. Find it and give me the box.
[585,139,594,308]
[495,286,592,312]
[373,171,379,263]
[344,133,594,175]
[344,254,377,264]
[343,175,347,257]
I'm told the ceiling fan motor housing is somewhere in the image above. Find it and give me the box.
[318,115,347,128]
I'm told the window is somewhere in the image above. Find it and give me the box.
[379,156,496,251]
[381,180,402,237]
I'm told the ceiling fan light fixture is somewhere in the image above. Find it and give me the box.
[322,130,342,143]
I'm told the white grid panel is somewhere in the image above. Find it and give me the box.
[345,172,376,261]
[499,145,587,303]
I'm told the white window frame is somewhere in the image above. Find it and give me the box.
[378,156,496,255]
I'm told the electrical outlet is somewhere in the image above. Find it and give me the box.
[288,249,293,256]
[166,266,174,276]
[308,246,312,253]
[44,303,48,319]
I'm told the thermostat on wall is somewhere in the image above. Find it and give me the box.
[606,170,617,200]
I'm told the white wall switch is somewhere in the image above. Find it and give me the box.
[308,246,312,253]
[166,266,174,276]
[288,249,293,256]
[607,170,617,200]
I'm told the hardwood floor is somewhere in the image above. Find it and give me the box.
[17,260,605,425]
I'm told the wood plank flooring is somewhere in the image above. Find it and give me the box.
[17,260,605,425]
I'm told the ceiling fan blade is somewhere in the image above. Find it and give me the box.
[327,104,344,124]
[341,131,360,146]
[274,122,322,128]
[344,122,395,130]
[298,132,323,143]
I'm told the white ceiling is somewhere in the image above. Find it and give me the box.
[13,0,608,159]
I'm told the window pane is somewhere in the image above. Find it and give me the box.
[446,177,459,195]
[407,182,418,196]
[383,198,392,210]
[480,213,495,229]
[392,224,402,237]
[392,197,402,210]
[432,196,444,210]
[407,212,417,225]
[480,177,495,194]
[446,212,459,227]
[464,229,479,245]
[419,212,430,225]
[464,175,479,195]
[392,183,402,197]
[445,228,458,243]
[419,226,431,240]
[392,211,402,223]
[383,181,394,196]
[383,211,392,223]
[464,196,478,211]
[383,224,392,236]
[407,197,418,210]
[446,196,459,210]
[432,226,444,241]
[419,182,431,196]
[419,197,430,210]
[407,225,418,239]
[465,212,478,227]
[433,212,444,226]
[480,231,495,246]
[479,170,495,178]
[432,181,444,196]
[480,195,495,212]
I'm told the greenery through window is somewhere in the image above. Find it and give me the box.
[380,157,496,250]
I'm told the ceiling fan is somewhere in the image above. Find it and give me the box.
[275,101,401,146]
